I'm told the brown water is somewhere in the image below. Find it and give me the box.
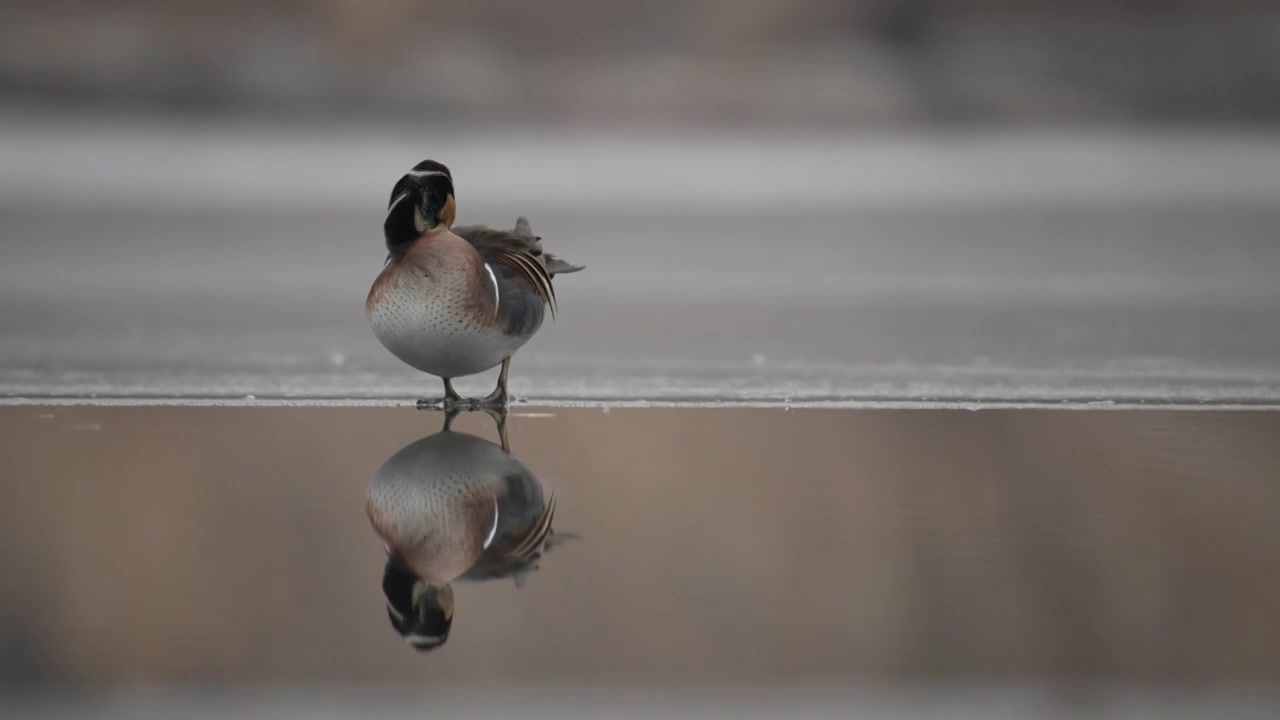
[2,406,1280,717]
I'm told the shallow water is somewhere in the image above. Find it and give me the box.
[3,406,1280,717]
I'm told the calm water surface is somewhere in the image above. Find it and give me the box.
[2,406,1280,718]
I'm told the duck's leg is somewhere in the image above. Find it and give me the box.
[479,357,511,407]
[442,378,472,411]
[482,406,511,452]
[417,378,466,411]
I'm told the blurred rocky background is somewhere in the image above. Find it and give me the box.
[2,0,1278,127]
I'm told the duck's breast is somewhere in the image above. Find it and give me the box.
[367,235,530,378]
[367,431,526,584]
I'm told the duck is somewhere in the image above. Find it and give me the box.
[366,411,574,651]
[366,160,584,408]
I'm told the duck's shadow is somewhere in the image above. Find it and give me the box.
[366,407,577,651]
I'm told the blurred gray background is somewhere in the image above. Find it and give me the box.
[2,0,1280,406]
[4,0,1280,126]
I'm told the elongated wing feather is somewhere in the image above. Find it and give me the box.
[507,493,557,564]
[457,493,564,585]
[453,217,584,317]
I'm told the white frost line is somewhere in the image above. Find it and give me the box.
[3,397,1280,411]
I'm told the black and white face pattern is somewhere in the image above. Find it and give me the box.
[411,159,452,178]
[386,159,453,208]
[384,159,455,249]
[382,560,454,651]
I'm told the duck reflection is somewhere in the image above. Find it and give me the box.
[366,410,573,651]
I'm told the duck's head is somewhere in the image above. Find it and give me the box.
[382,559,455,651]
[384,159,456,252]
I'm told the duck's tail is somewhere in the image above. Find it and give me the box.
[513,216,585,277]
[545,254,586,276]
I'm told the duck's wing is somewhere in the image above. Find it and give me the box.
[453,217,585,317]
[459,493,575,586]
[506,492,558,566]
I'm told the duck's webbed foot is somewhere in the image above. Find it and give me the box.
[416,378,468,411]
